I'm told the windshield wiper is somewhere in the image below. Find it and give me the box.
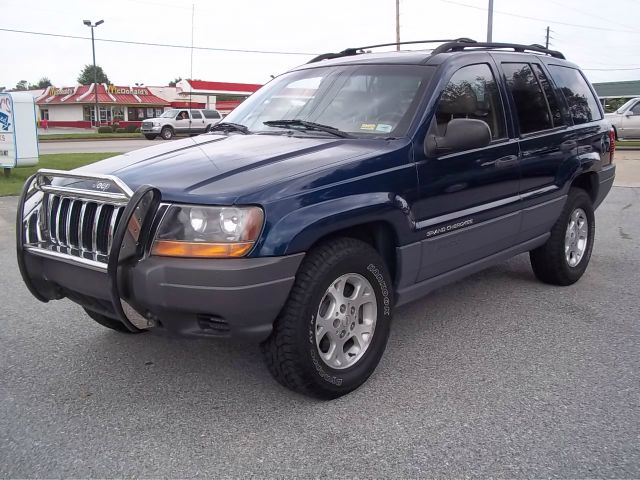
[263,120,354,138]
[209,122,250,134]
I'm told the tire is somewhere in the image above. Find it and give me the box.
[261,237,394,399]
[160,127,173,140]
[84,308,143,334]
[530,188,595,286]
[144,134,157,140]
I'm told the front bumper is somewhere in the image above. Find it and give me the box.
[141,126,162,133]
[22,251,304,341]
[16,170,304,342]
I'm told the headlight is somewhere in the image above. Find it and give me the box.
[153,122,161,127]
[151,205,264,258]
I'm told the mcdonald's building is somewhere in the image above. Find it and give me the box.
[35,80,262,128]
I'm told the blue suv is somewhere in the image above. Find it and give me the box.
[17,39,616,398]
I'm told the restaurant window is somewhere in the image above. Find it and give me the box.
[113,106,125,122]
[155,108,164,117]
[128,107,161,120]
[40,109,49,120]
[83,106,95,122]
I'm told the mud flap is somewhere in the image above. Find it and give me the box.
[107,185,161,332]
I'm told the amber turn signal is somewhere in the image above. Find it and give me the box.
[151,240,254,258]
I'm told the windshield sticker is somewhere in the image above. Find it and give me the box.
[359,123,376,131]
[375,124,393,133]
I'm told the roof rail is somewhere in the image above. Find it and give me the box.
[431,40,565,59]
[307,38,477,64]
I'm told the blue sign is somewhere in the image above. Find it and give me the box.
[0,111,10,132]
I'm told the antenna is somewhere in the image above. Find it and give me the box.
[189,3,194,117]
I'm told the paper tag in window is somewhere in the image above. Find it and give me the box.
[359,123,376,131]
[375,124,393,133]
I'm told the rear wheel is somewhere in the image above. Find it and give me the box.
[144,134,157,140]
[160,127,174,140]
[530,188,595,285]
[84,308,143,334]
[261,238,393,399]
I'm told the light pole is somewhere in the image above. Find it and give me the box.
[83,19,104,127]
[487,0,494,42]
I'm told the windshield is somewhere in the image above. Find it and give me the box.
[160,109,179,118]
[224,64,433,137]
[616,98,639,113]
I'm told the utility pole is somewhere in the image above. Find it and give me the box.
[83,19,104,128]
[487,0,494,42]
[545,26,550,49]
[396,0,400,50]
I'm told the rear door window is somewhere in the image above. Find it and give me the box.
[203,110,221,119]
[191,110,203,119]
[502,62,554,134]
[531,63,564,127]
[547,65,603,124]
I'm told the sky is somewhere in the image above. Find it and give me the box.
[1,0,639,89]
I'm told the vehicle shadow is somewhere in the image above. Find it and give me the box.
[62,254,539,407]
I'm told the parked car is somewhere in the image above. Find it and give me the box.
[605,97,640,139]
[141,108,222,140]
[17,39,615,399]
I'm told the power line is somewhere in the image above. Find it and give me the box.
[0,27,317,56]
[544,0,636,31]
[437,0,639,34]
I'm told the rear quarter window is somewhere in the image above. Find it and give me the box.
[203,110,221,119]
[547,65,603,125]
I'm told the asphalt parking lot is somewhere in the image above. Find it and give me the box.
[1,185,639,477]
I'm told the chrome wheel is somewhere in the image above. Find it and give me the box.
[314,273,377,370]
[565,207,588,267]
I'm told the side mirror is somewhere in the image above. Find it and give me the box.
[425,118,491,156]
[624,110,634,117]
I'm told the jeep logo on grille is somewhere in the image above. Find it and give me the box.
[92,181,111,192]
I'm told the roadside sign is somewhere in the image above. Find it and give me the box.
[0,92,38,169]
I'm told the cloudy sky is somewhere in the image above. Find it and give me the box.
[1,0,639,89]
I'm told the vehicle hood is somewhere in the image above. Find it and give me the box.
[74,134,399,204]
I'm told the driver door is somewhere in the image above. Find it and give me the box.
[413,60,521,282]
[174,110,191,133]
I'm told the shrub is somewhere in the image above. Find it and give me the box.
[97,126,113,133]
[112,122,120,130]
[125,124,138,133]
[134,127,141,133]
[115,128,126,133]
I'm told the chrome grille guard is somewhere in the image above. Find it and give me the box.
[17,169,162,332]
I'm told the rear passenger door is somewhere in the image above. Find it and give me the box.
[498,58,573,242]
[190,110,206,133]
[413,60,521,282]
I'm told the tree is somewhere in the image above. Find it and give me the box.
[77,65,110,85]
[168,77,182,87]
[35,77,52,88]
[15,80,28,91]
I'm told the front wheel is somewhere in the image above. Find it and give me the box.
[144,134,157,140]
[530,188,595,285]
[261,238,394,399]
[160,127,174,140]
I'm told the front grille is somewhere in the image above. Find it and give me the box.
[25,194,125,263]
[142,121,153,129]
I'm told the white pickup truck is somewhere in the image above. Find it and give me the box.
[141,108,223,140]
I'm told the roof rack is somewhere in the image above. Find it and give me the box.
[431,40,565,59]
[307,38,477,64]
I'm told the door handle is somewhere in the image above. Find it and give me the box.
[560,140,577,152]
[495,155,518,168]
